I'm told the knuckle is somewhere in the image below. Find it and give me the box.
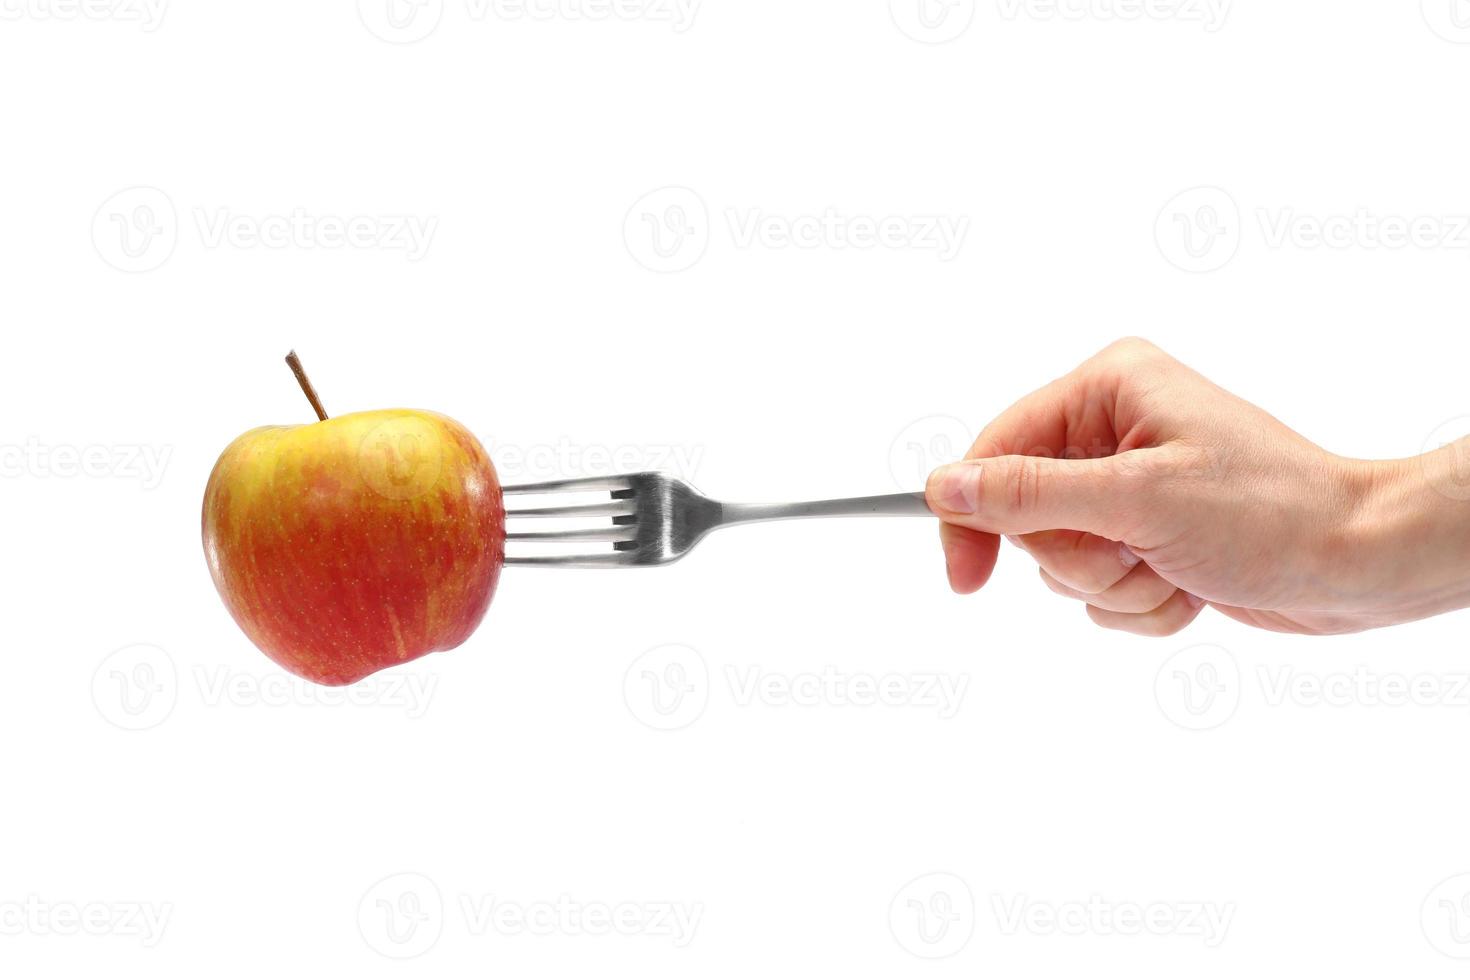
[1041,581,1069,603]
[1005,456,1043,517]
[1075,572,1117,596]
[1038,565,1077,598]
[1149,602,1195,636]
[1141,580,1182,613]
[1101,336,1160,363]
[1063,562,1117,596]
[1152,618,1190,637]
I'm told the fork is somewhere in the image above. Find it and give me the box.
[502,472,934,567]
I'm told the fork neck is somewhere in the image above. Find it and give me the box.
[718,492,931,526]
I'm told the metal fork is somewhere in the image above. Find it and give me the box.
[503,472,933,567]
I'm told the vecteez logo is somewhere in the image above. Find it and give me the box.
[1257,665,1470,709]
[1154,643,1240,731]
[92,186,438,272]
[1156,185,1470,273]
[890,0,1227,41]
[1155,644,1470,729]
[0,896,173,946]
[92,187,178,273]
[467,0,699,30]
[725,209,970,262]
[890,0,977,44]
[889,873,976,959]
[1154,187,1241,274]
[0,438,172,489]
[1424,873,1470,958]
[990,894,1234,946]
[92,644,178,731]
[725,666,969,718]
[357,873,702,959]
[996,0,1231,32]
[1422,0,1470,43]
[192,666,439,718]
[458,895,702,946]
[357,0,445,44]
[91,646,441,731]
[624,187,971,273]
[358,873,444,959]
[0,0,168,30]
[888,873,1234,956]
[358,0,700,43]
[623,644,971,731]
[192,209,437,260]
[622,187,709,273]
[1256,209,1470,251]
[623,644,709,731]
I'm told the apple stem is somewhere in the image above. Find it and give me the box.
[285,350,329,422]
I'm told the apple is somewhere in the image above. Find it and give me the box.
[202,355,504,686]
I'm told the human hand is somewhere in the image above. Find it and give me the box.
[925,338,1470,636]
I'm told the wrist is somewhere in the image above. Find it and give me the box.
[1334,447,1470,624]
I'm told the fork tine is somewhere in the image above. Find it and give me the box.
[502,475,634,494]
[504,552,635,568]
[506,526,639,543]
[505,499,638,519]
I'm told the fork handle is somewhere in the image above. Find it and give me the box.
[719,491,932,527]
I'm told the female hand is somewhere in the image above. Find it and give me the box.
[926,338,1470,636]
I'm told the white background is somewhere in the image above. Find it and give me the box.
[4,0,1470,975]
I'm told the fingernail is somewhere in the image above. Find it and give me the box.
[1185,592,1206,609]
[933,463,981,514]
[1120,544,1142,569]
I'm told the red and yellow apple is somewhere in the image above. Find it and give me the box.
[202,408,504,686]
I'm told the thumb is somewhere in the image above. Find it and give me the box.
[926,454,1146,539]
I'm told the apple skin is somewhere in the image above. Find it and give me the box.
[202,409,504,686]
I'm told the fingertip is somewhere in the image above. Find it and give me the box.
[939,522,999,594]
[926,460,981,517]
[1085,589,1205,636]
